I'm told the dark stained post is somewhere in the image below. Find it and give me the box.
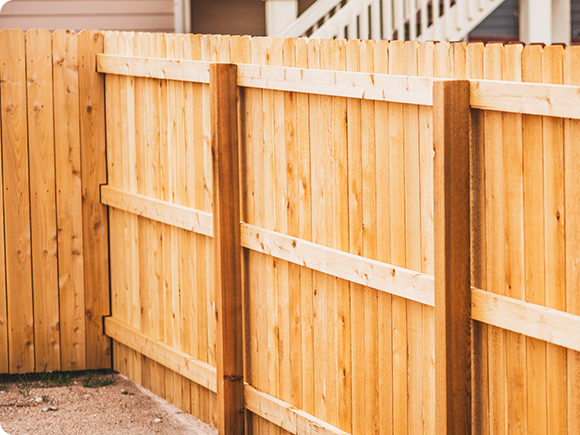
[433,79,472,435]
[210,62,245,435]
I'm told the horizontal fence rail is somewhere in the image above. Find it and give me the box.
[104,316,349,435]
[101,184,580,353]
[97,53,580,119]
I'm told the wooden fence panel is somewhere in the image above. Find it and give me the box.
[0,29,34,374]
[99,32,580,435]
[0,29,109,375]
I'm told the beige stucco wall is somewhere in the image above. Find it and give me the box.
[0,0,175,32]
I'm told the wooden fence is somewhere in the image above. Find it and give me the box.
[3,28,580,435]
[0,29,110,374]
[98,32,580,435]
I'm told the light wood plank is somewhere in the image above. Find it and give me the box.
[244,384,350,435]
[472,288,580,353]
[331,38,351,434]
[418,40,435,435]
[360,40,379,435]
[238,64,434,105]
[403,40,423,435]
[388,40,408,435]
[25,29,61,372]
[295,37,314,419]
[104,317,217,393]
[521,43,547,435]
[0,29,34,374]
[79,30,111,370]
[483,42,507,435]
[563,44,580,435]
[54,29,86,372]
[374,39,393,435]
[345,39,364,435]
[97,53,435,105]
[308,37,325,425]
[542,45,567,435]
[97,54,210,83]
[470,79,580,119]
[502,43,528,435]
[101,186,213,236]
[282,37,304,417]
[118,30,141,385]
[104,30,123,375]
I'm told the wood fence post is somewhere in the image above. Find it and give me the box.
[211,63,245,435]
[433,79,472,435]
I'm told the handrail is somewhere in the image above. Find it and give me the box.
[277,0,347,37]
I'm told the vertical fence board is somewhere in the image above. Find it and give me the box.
[361,39,380,435]
[295,37,314,421]
[308,36,324,425]
[521,43,548,435]
[282,37,303,418]
[333,38,351,435]
[388,39,408,435]
[0,29,34,374]
[502,44,528,435]
[403,39,423,435]
[563,44,580,435]
[542,45,568,435]
[26,29,60,372]
[79,30,110,370]
[320,37,335,429]
[346,38,364,435]
[104,30,122,375]
[53,29,86,372]
[374,39,393,435]
[466,41,489,435]
[418,40,435,435]
[483,43,508,435]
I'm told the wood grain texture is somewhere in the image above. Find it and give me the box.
[0,29,35,374]
[466,41,489,435]
[483,43,507,435]
[211,62,244,435]
[433,79,471,435]
[26,29,61,372]
[521,44,547,435]
[53,30,87,372]
[542,45,568,435]
[79,30,111,369]
[563,44,580,435]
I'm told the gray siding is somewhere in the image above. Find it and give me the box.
[572,0,580,38]
[470,0,519,37]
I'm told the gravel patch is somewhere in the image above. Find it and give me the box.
[0,372,216,435]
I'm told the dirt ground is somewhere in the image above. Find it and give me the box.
[0,372,217,435]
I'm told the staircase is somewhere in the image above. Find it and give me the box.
[278,0,506,42]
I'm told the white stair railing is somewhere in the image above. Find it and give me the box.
[278,0,507,42]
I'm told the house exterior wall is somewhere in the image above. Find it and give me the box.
[190,0,265,36]
[0,0,175,32]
